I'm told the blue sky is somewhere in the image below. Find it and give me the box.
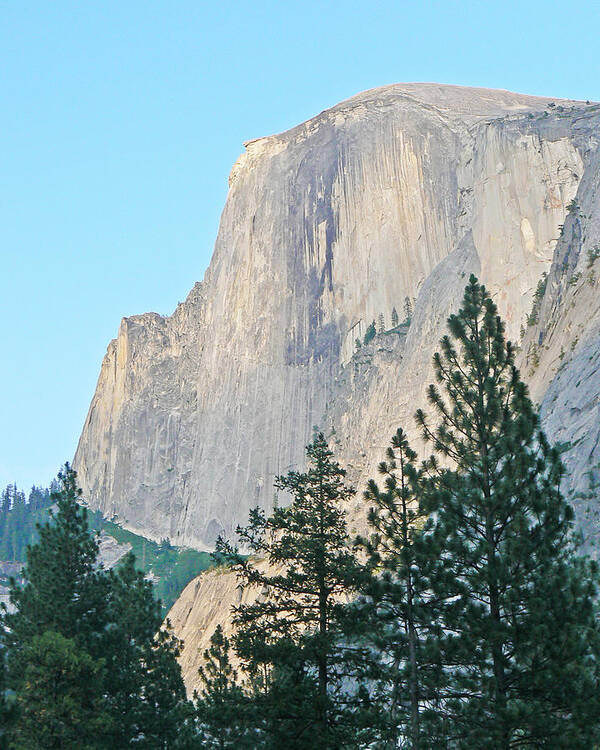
[2,0,600,490]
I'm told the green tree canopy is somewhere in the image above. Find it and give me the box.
[215,433,361,748]
[414,275,600,748]
[9,631,111,750]
[364,320,376,345]
[195,624,254,749]
[1,465,192,749]
[346,429,445,749]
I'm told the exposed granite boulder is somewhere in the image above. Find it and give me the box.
[97,531,132,569]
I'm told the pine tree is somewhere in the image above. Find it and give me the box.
[9,631,111,750]
[415,275,600,748]
[1,465,193,749]
[137,624,196,749]
[217,433,360,748]
[403,296,413,325]
[2,465,106,673]
[391,307,399,328]
[378,313,385,334]
[0,644,13,750]
[195,625,254,749]
[344,429,445,749]
[0,486,11,515]
[0,485,53,561]
[364,320,376,345]
[102,553,191,748]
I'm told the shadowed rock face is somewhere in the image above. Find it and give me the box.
[74,84,600,555]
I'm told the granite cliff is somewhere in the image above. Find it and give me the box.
[74,84,600,559]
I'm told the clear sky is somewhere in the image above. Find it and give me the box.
[2,0,600,491]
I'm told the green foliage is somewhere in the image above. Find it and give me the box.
[526,342,540,376]
[88,515,212,612]
[0,485,53,561]
[215,433,362,748]
[526,272,547,326]
[587,245,600,267]
[363,320,376,345]
[566,198,580,213]
[100,553,192,748]
[346,428,446,748]
[1,465,193,748]
[3,467,104,652]
[0,645,14,750]
[0,481,212,614]
[9,631,111,750]
[414,275,600,748]
[195,625,254,748]
[403,296,413,325]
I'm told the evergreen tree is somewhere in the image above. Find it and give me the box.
[9,631,111,750]
[0,644,13,750]
[403,296,413,325]
[217,433,361,748]
[137,624,196,749]
[415,275,600,748]
[195,625,254,749]
[261,647,331,750]
[378,313,385,334]
[0,485,53,561]
[391,307,399,328]
[364,320,376,345]
[102,553,191,748]
[2,466,106,673]
[347,429,444,749]
[0,486,11,515]
[1,465,193,749]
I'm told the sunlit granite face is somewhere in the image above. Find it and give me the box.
[73,84,599,560]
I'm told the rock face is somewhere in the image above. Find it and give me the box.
[74,84,600,560]
[97,531,132,569]
[167,561,272,694]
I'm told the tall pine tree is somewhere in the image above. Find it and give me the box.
[347,428,444,749]
[0,644,13,750]
[415,275,600,748]
[2,466,106,675]
[216,433,361,748]
[101,553,191,749]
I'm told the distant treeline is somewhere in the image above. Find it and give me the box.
[0,484,211,613]
[0,484,55,562]
[87,513,213,612]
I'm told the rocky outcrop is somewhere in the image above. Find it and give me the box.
[75,85,598,556]
[97,531,132,569]
[167,561,270,694]
[520,108,600,557]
